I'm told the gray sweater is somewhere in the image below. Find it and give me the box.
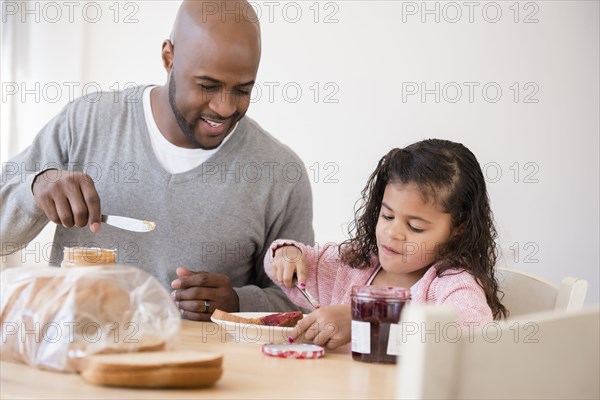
[0,85,314,312]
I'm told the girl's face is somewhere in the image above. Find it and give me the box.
[375,182,454,279]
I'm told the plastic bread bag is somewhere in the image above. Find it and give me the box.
[0,265,181,373]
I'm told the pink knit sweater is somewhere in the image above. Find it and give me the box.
[264,240,493,327]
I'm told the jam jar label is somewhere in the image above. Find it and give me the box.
[351,320,371,354]
[386,323,402,356]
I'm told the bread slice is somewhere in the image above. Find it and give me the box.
[212,309,303,327]
[81,366,223,388]
[82,350,222,372]
[259,311,303,327]
[80,351,223,388]
[212,309,262,324]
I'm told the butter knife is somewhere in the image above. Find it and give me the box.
[101,215,156,232]
[293,275,320,309]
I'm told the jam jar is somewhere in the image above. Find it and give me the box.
[351,286,411,364]
[61,247,117,267]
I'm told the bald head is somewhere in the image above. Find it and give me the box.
[171,0,260,50]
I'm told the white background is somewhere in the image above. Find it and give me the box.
[1,0,598,303]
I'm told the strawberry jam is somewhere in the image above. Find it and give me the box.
[351,286,410,364]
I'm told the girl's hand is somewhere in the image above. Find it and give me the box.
[272,245,307,288]
[289,304,352,350]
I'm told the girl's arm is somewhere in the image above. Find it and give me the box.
[263,240,340,309]
[265,240,365,349]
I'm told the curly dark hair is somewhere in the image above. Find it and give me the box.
[340,139,507,319]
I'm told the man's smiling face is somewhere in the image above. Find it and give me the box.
[166,7,261,149]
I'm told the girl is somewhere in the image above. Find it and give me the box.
[264,139,507,349]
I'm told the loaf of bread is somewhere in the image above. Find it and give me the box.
[0,266,180,372]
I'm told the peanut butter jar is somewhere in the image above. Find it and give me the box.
[61,247,117,267]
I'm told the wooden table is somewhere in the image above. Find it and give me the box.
[1,320,398,399]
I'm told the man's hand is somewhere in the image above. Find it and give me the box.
[288,304,352,350]
[32,169,102,232]
[171,267,240,321]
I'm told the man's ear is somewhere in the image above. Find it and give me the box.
[161,39,174,72]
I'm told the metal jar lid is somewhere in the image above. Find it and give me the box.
[261,344,325,359]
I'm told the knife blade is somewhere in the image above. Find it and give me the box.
[293,275,321,309]
[101,215,156,232]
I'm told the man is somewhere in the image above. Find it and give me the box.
[0,0,314,320]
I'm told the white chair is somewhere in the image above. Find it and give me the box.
[496,267,588,317]
[396,304,600,400]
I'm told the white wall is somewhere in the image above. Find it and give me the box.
[1,1,598,303]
